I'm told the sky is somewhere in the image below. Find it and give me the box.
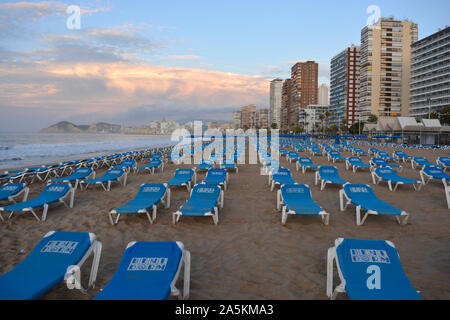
[0,0,449,132]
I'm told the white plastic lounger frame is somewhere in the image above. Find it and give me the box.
[108,183,170,225]
[339,185,409,226]
[80,171,127,192]
[326,238,396,300]
[419,168,447,185]
[276,185,329,226]
[0,185,75,222]
[63,231,103,293]
[172,188,224,225]
[371,171,422,192]
[444,180,450,209]
[2,184,30,204]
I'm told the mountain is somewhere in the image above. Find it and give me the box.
[40,121,122,133]
[40,121,84,133]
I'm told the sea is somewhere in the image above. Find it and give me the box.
[0,132,176,170]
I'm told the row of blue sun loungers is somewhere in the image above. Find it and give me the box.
[0,229,422,300]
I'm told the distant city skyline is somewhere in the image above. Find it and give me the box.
[1,0,449,132]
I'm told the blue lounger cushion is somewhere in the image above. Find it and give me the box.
[167,169,194,187]
[49,168,93,183]
[0,183,26,202]
[344,184,402,216]
[0,231,94,300]
[113,184,166,214]
[94,241,183,300]
[203,168,227,185]
[82,168,124,184]
[333,238,422,300]
[178,184,221,216]
[281,184,323,215]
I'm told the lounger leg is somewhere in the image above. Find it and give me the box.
[276,189,281,210]
[88,241,102,288]
[322,213,330,226]
[108,212,117,225]
[166,188,171,208]
[41,205,49,221]
[152,205,157,222]
[0,212,4,221]
[182,250,191,300]
[213,207,219,225]
[326,247,335,299]
[281,207,287,226]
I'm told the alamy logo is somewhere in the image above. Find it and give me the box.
[350,249,391,264]
[41,241,78,254]
[127,257,168,271]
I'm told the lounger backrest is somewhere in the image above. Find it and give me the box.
[335,238,422,300]
[137,184,166,199]
[191,184,220,201]
[344,184,375,201]
[375,167,396,178]
[74,168,92,176]
[121,160,135,166]
[175,169,194,177]
[42,184,70,199]
[0,183,24,194]
[348,157,362,164]
[423,166,446,177]
[206,169,226,178]
[148,160,162,166]
[319,166,338,177]
[439,157,450,164]
[273,167,291,176]
[105,169,124,177]
[413,157,427,164]
[299,157,313,164]
[281,184,311,201]
[288,152,298,157]
[371,158,386,165]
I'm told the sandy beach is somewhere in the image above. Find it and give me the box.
[0,142,449,300]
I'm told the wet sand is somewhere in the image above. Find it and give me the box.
[0,143,449,300]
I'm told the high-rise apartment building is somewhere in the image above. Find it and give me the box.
[410,26,450,118]
[281,79,294,130]
[330,45,360,126]
[254,108,269,129]
[241,104,257,129]
[318,83,330,105]
[269,78,283,128]
[290,61,318,127]
[358,18,418,120]
[232,110,242,129]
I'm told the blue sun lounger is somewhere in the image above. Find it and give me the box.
[94,241,190,300]
[195,160,213,172]
[0,183,74,222]
[328,151,345,163]
[277,184,329,225]
[411,157,440,170]
[372,168,422,191]
[339,184,409,226]
[437,157,450,172]
[220,159,239,172]
[173,184,223,225]
[296,157,318,173]
[135,160,164,174]
[370,158,403,172]
[287,151,299,163]
[202,168,228,190]
[0,183,29,203]
[113,160,136,173]
[327,238,422,300]
[0,231,102,300]
[269,167,296,191]
[109,183,169,225]
[167,168,196,192]
[311,147,322,156]
[48,167,95,190]
[315,166,347,190]
[377,151,397,162]
[346,157,371,173]
[79,168,127,191]
[419,166,450,185]
[393,150,413,163]
[351,147,368,157]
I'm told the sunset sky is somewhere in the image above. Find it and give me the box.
[1,0,449,131]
